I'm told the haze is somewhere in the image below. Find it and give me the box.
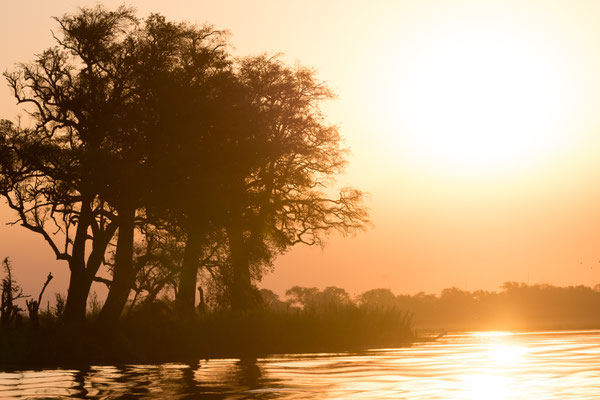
[2,0,600,298]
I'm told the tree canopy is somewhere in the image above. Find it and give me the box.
[0,5,369,324]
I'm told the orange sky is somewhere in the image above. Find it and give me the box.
[2,0,600,299]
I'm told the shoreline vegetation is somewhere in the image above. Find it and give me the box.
[0,311,415,369]
[3,278,600,368]
[0,297,416,369]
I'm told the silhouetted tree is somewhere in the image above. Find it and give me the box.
[0,258,27,328]
[286,286,320,309]
[258,288,289,310]
[0,6,138,323]
[26,272,53,328]
[358,288,397,309]
[96,12,234,319]
[317,287,353,310]
[2,6,369,324]
[285,286,353,312]
[161,54,369,315]
[1,6,229,325]
[0,121,117,323]
[217,56,369,311]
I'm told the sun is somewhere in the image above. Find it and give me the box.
[372,5,586,177]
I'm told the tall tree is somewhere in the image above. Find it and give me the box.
[219,55,369,311]
[1,6,235,323]
[170,55,370,314]
[95,12,235,323]
[0,124,117,323]
[128,16,242,317]
[0,3,137,324]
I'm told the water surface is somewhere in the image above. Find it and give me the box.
[1,330,599,399]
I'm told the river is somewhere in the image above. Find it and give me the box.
[1,329,599,399]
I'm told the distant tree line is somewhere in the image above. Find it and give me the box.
[0,6,368,327]
[339,283,600,331]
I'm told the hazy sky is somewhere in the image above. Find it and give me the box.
[3,0,600,299]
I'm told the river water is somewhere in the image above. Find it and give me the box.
[1,330,599,399]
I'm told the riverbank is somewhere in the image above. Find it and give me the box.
[0,306,415,369]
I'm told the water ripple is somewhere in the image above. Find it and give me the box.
[1,330,599,399]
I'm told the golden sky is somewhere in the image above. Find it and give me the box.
[2,0,600,297]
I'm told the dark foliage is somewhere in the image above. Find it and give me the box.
[0,258,27,329]
[0,288,414,368]
[0,6,369,326]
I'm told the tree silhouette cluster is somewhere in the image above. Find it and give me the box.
[0,6,368,326]
[265,283,600,331]
[355,283,600,331]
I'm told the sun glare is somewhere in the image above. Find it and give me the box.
[375,6,586,176]
[472,331,512,338]
[462,374,513,400]
[487,343,527,365]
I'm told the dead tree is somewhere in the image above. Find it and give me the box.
[26,272,53,328]
[0,258,28,329]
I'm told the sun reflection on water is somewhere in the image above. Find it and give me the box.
[486,343,527,365]
[1,330,600,399]
[450,331,531,399]
[471,331,513,337]
[461,374,514,400]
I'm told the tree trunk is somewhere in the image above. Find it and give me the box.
[227,225,254,312]
[98,204,135,326]
[62,264,94,323]
[62,220,117,324]
[175,228,202,317]
[62,196,93,323]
